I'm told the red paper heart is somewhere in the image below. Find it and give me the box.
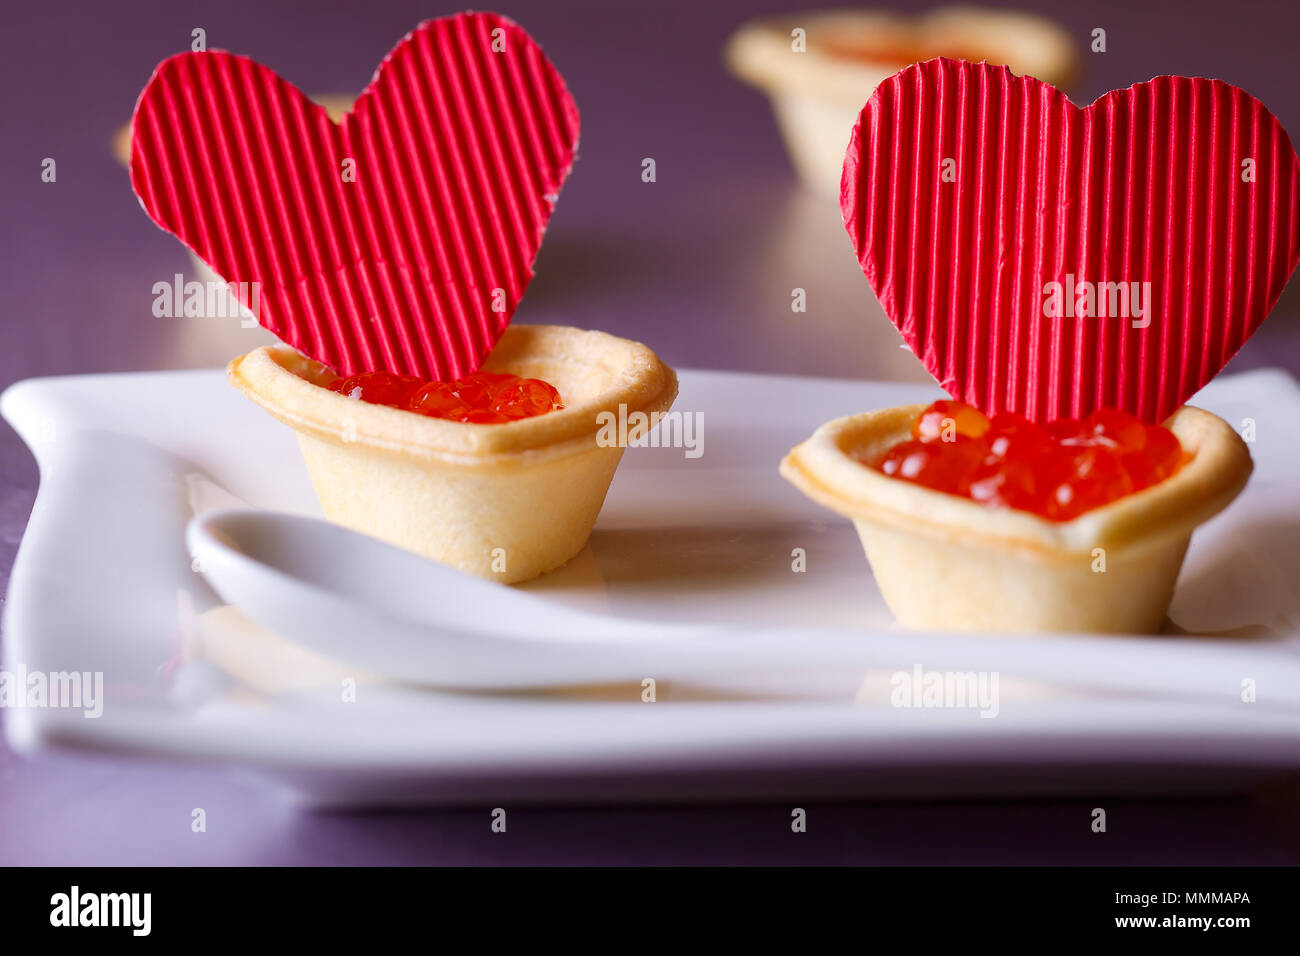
[130,13,579,380]
[842,59,1300,423]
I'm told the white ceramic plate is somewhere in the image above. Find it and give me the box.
[4,363,1300,806]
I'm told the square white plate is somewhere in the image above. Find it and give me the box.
[4,365,1300,806]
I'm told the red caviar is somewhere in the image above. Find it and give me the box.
[327,370,423,408]
[326,369,564,424]
[867,401,1186,521]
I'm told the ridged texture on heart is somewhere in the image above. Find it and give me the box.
[130,13,579,380]
[843,59,1300,423]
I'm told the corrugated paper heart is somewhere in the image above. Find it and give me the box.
[842,59,1300,423]
[131,12,579,380]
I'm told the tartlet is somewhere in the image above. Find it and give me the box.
[230,324,678,584]
[726,6,1076,197]
[780,404,1252,633]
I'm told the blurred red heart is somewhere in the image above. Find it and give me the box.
[842,59,1300,423]
[131,12,579,380]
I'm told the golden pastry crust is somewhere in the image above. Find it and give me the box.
[726,7,1078,103]
[781,404,1251,559]
[780,404,1253,633]
[228,324,679,465]
[725,7,1077,199]
[229,324,678,584]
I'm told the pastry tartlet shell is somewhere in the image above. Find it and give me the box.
[229,324,678,584]
[780,404,1252,633]
[726,7,1077,198]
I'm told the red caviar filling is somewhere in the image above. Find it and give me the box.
[864,400,1187,521]
[325,370,563,424]
[822,40,1001,68]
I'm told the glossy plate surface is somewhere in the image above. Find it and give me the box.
[3,364,1299,806]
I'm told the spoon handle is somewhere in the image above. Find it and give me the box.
[614,625,1300,709]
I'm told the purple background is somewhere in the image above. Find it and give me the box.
[3,0,1300,864]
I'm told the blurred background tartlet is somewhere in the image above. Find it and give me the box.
[726,6,1077,197]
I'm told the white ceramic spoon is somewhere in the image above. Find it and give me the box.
[186,508,1300,705]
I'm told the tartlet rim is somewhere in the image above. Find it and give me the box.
[227,324,679,466]
[779,403,1253,560]
[725,6,1078,102]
